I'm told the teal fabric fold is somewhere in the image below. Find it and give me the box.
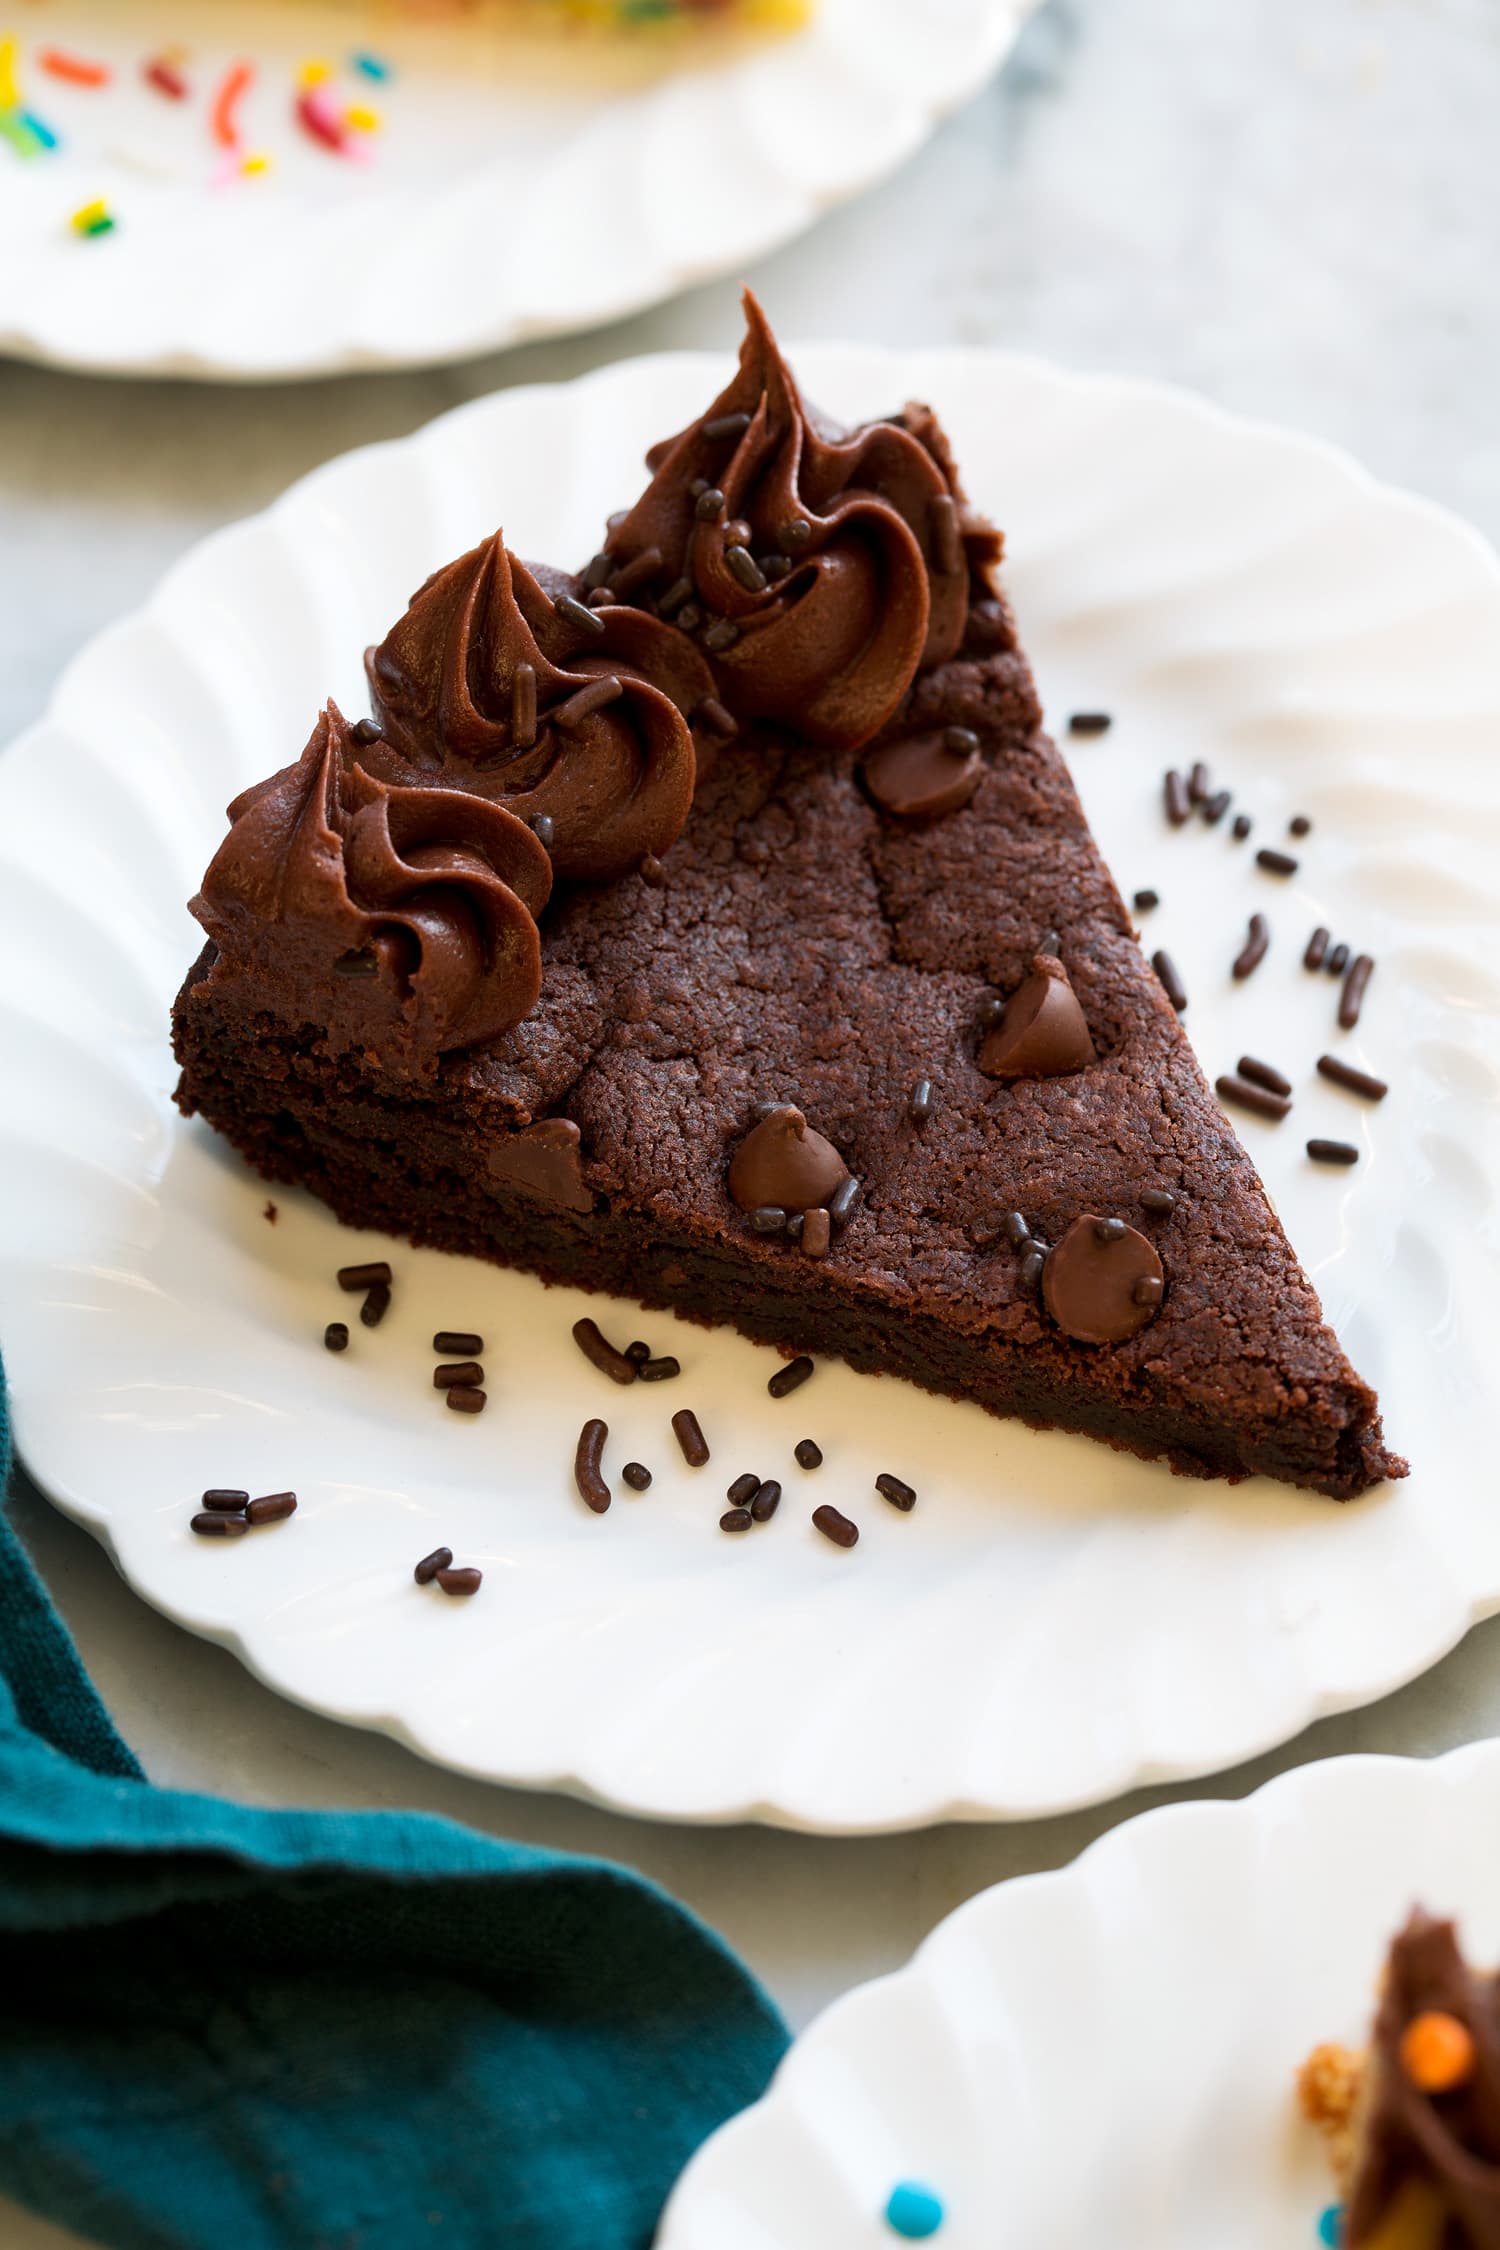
[0,1362,787,2250]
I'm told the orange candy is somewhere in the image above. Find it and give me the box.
[1399,2010,1477,2093]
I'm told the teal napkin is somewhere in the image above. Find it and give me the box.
[0,1361,787,2250]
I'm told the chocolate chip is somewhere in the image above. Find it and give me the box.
[979,956,1095,1080]
[1042,1215,1165,1344]
[864,728,983,819]
[490,1119,594,1214]
[729,1106,847,1216]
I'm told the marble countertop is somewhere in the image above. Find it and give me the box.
[5,0,1499,2240]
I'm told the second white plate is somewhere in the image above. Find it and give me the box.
[1,345,1498,1829]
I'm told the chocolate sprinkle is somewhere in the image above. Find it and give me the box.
[1304,927,1330,971]
[1308,1138,1360,1165]
[1003,1210,1030,1248]
[672,1409,710,1467]
[658,577,693,616]
[639,1355,681,1383]
[334,949,377,977]
[750,1205,787,1234]
[1187,761,1211,805]
[201,1488,250,1510]
[581,551,613,590]
[625,1340,651,1363]
[1133,1275,1164,1306]
[338,1262,391,1291]
[190,1510,248,1537]
[749,1479,782,1522]
[434,1331,482,1356]
[1201,789,1232,826]
[1238,1054,1292,1098]
[554,591,607,638]
[532,813,555,852]
[1232,912,1271,980]
[1326,942,1350,976]
[977,995,1006,1032]
[704,410,752,442]
[436,1566,482,1596]
[1139,1188,1177,1214]
[694,487,726,523]
[1068,712,1112,736]
[414,1546,453,1585]
[944,725,981,755]
[1018,1245,1046,1288]
[1093,1217,1126,1243]
[701,617,740,653]
[1216,1073,1292,1121]
[445,1385,486,1414]
[324,1322,349,1352]
[726,1472,760,1507]
[909,1078,934,1124]
[1164,770,1191,827]
[246,1490,297,1525]
[622,1462,652,1492]
[801,1208,831,1259]
[760,553,792,583]
[1256,848,1299,876]
[793,1439,822,1471]
[360,1283,391,1328]
[575,1418,611,1513]
[875,1472,916,1512]
[719,1508,753,1534]
[639,853,667,888]
[1339,953,1375,1029]
[768,1355,814,1399]
[1231,813,1253,840]
[1133,888,1159,912]
[826,1177,860,1230]
[572,1317,638,1386]
[693,694,738,738]
[724,544,768,594]
[780,517,811,551]
[1152,949,1188,1011]
[609,545,663,600]
[1317,1054,1388,1102]
[351,718,383,746]
[551,675,623,731]
[1289,814,1312,836]
[812,1504,858,1549]
[433,1361,483,1389]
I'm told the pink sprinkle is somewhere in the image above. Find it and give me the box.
[295,84,353,154]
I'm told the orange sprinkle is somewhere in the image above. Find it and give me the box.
[1399,2011,1477,2093]
[210,58,254,148]
[39,47,111,87]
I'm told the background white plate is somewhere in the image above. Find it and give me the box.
[0,0,1032,380]
[660,1742,1500,2247]
[1,346,1498,1832]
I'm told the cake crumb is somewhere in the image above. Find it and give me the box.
[263,1200,278,1223]
[1297,2040,1366,2190]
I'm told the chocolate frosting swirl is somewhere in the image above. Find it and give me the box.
[191,701,552,1072]
[601,290,1002,751]
[1348,1911,1500,2246]
[363,533,709,882]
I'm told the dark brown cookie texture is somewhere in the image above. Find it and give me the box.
[171,306,1402,1502]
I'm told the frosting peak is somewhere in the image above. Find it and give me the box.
[191,702,552,1073]
[363,533,710,882]
[601,290,1002,751]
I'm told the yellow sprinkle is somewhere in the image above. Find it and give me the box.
[296,57,331,89]
[70,197,109,233]
[240,150,271,175]
[0,33,20,113]
[345,102,380,132]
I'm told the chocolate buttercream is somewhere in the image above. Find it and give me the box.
[191,701,551,1073]
[1347,1912,1500,2247]
[363,534,710,882]
[602,291,1002,751]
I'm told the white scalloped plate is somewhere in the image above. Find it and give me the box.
[2,347,1499,1831]
[660,1743,1500,2246]
[0,0,1031,380]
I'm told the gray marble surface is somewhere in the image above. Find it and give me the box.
[4,1,1500,2241]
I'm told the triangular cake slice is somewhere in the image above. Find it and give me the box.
[174,296,1403,1499]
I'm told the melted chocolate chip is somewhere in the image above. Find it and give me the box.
[1042,1215,1165,1344]
[863,728,983,820]
[978,955,1095,1080]
[490,1119,594,1213]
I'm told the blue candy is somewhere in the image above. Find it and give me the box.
[885,2181,945,2239]
[1317,2205,1345,2247]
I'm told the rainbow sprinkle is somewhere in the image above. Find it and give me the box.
[70,196,115,237]
[351,51,391,82]
[0,33,19,110]
[345,102,381,134]
[1317,2207,1345,2248]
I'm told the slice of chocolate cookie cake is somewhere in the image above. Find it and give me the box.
[173,294,1404,1499]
